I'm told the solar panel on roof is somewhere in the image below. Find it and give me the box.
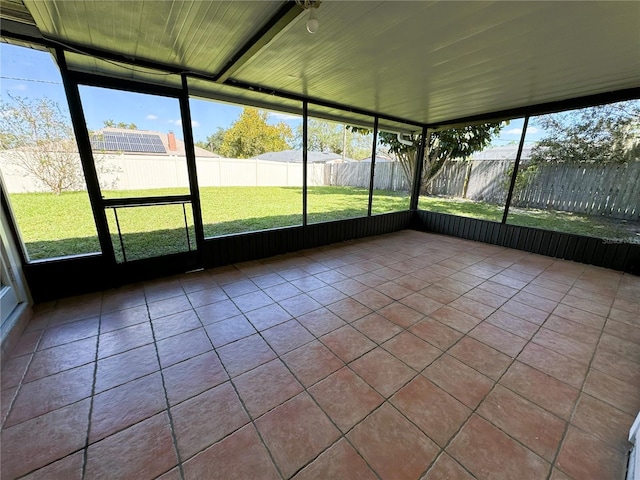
[90,131,167,154]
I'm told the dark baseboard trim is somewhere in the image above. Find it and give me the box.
[413,210,639,274]
[22,209,638,303]
[202,211,413,267]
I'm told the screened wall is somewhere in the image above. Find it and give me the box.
[1,39,638,302]
[418,102,639,246]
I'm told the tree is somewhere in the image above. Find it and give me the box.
[0,94,117,194]
[530,101,640,164]
[296,119,373,160]
[374,123,505,193]
[103,120,137,130]
[195,127,225,153]
[218,107,293,158]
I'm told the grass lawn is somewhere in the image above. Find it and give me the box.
[7,187,636,261]
[8,186,410,260]
[418,196,638,243]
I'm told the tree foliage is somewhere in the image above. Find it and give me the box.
[375,123,504,193]
[195,127,226,153]
[296,120,373,160]
[217,108,293,158]
[531,101,640,164]
[199,105,502,190]
[1,95,85,194]
[0,94,117,194]
[103,119,138,129]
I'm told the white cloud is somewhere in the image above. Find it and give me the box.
[146,114,158,120]
[168,119,199,128]
[270,112,300,121]
[505,126,540,136]
[9,84,27,91]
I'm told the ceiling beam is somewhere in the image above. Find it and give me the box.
[214,1,304,83]
[0,0,37,25]
[0,18,43,42]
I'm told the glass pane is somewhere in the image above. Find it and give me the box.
[418,120,519,222]
[507,101,640,243]
[306,117,373,224]
[106,203,196,263]
[78,85,189,199]
[189,98,303,236]
[0,43,100,261]
[371,128,418,214]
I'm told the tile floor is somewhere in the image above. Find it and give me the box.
[1,230,639,480]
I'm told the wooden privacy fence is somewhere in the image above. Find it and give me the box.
[429,160,511,204]
[327,161,411,191]
[427,159,640,221]
[512,161,640,220]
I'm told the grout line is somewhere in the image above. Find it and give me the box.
[192,262,420,478]
[1,326,94,479]
[546,268,625,480]
[188,291,286,480]
[271,243,511,477]
[80,304,102,480]
[414,258,583,478]
[194,240,624,480]
[146,294,186,480]
[0,327,45,429]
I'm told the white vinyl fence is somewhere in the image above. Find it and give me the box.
[1,153,410,193]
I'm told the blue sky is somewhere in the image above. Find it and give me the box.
[1,42,541,145]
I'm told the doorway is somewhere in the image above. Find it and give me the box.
[78,84,202,272]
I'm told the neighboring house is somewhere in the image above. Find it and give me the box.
[360,153,395,163]
[1,128,220,193]
[90,128,219,158]
[470,145,533,162]
[253,149,357,164]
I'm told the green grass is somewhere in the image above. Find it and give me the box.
[418,196,638,243]
[8,186,410,260]
[8,191,102,260]
[8,187,636,261]
[198,186,410,235]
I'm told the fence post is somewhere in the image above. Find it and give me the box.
[390,162,395,191]
[462,160,473,199]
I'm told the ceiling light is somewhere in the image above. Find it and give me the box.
[306,7,319,34]
[296,0,321,34]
